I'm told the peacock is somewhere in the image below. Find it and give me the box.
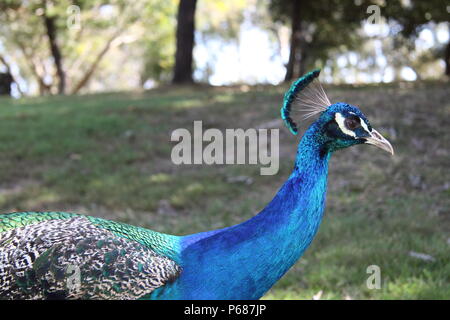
[0,70,393,300]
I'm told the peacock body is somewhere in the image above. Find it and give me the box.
[0,70,393,300]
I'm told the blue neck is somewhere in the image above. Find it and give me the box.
[158,125,331,300]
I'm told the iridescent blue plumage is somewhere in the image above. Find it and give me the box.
[170,119,331,299]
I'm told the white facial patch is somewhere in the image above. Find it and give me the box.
[335,112,356,138]
[359,118,371,134]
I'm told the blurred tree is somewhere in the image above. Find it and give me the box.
[1,0,52,94]
[174,0,246,84]
[196,0,246,39]
[0,0,150,95]
[383,0,450,77]
[0,54,23,95]
[194,0,247,82]
[0,72,13,96]
[268,0,377,81]
[140,1,177,84]
[447,27,450,76]
[173,0,197,84]
[42,0,66,94]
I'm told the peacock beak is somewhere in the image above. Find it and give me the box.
[364,129,394,155]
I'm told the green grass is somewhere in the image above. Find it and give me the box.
[0,81,449,299]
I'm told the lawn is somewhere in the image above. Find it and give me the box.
[0,81,448,299]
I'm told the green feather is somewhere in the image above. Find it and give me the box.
[281,69,321,135]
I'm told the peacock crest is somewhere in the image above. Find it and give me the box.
[280,69,331,135]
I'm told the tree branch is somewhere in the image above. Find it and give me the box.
[14,39,51,95]
[70,29,123,94]
[43,0,66,94]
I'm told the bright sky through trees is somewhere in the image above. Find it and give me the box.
[194,20,449,85]
[0,1,448,97]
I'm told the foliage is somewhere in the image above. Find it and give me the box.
[140,0,177,83]
[0,0,447,94]
[268,0,375,72]
[382,0,450,76]
[382,0,449,38]
[0,0,177,95]
[196,0,247,40]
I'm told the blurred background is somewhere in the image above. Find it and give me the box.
[0,0,449,95]
[0,0,448,299]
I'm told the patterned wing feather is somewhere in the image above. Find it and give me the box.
[0,216,181,300]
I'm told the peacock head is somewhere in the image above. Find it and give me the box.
[314,102,393,154]
[281,69,394,155]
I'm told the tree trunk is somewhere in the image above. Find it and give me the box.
[43,10,66,94]
[298,45,308,77]
[445,40,450,77]
[0,72,13,96]
[0,55,24,96]
[285,0,302,81]
[173,0,197,84]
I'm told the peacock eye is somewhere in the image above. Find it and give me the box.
[345,116,361,130]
